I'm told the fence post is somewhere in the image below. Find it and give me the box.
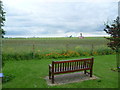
[91,44,94,56]
[32,43,35,59]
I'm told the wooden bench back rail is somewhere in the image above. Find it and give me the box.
[49,58,94,83]
[52,58,93,73]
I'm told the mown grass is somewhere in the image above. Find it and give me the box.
[2,55,118,88]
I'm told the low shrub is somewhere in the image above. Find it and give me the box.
[2,48,116,61]
[2,74,15,83]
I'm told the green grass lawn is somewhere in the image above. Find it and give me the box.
[2,55,118,88]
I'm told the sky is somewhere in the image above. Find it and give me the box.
[2,0,119,37]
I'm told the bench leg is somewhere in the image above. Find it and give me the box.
[49,71,51,79]
[84,70,86,74]
[90,69,92,77]
[52,74,54,84]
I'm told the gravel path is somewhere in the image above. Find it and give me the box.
[45,71,99,86]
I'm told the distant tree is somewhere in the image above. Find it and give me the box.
[0,0,6,38]
[104,16,120,71]
[69,35,72,38]
[0,0,5,69]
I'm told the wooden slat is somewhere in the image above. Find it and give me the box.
[70,62,71,70]
[79,61,80,69]
[65,63,68,71]
[63,63,64,71]
[83,61,84,68]
[72,62,73,70]
[75,62,76,70]
[52,58,94,75]
[76,61,78,69]
[67,62,69,70]
[60,63,62,72]
[73,62,75,70]
[87,61,89,68]
[71,62,72,70]
[55,64,56,72]
[65,63,66,71]
[72,62,74,70]
[83,61,84,69]
[70,62,72,70]
[80,61,82,69]
[88,62,90,67]
[84,61,86,69]
[74,62,76,70]
[86,61,88,68]
[54,68,91,74]
[76,62,78,69]
[86,61,87,68]
[57,63,59,72]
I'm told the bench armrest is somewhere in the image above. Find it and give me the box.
[49,64,52,68]
[49,64,52,72]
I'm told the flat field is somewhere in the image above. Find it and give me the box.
[2,37,108,53]
[2,37,115,60]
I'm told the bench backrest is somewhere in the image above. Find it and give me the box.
[52,58,94,73]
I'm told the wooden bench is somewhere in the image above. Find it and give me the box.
[49,57,94,83]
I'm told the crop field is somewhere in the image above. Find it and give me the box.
[2,37,115,61]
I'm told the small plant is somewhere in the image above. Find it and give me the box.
[111,67,120,72]
[2,74,15,83]
[97,80,102,82]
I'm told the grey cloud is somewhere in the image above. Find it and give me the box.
[4,1,118,37]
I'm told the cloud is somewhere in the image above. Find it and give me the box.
[3,0,119,3]
[2,0,118,37]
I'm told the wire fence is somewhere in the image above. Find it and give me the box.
[2,42,115,60]
[1,37,116,60]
